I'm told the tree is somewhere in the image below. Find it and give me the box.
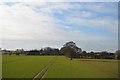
[115,50,120,59]
[27,49,39,55]
[60,41,82,60]
[63,46,75,60]
[39,47,59,55]
[100,51,108,59]
[89,51,95,58]
[16,49,24,55]
[80,51,87,58]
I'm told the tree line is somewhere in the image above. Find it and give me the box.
[1,41,120,60]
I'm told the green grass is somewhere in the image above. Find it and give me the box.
[3,55,55,78]
[0,55,2,79]
[2,55,118,78]
[45,57,118,78]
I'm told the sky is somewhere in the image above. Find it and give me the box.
[0,1,119,52]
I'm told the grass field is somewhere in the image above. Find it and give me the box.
[0,55,2,79]
[2,55,118,78]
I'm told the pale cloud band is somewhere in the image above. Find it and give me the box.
[1,0,120,2]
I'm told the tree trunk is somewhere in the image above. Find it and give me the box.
[71,53,73,60]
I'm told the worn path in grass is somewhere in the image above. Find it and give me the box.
[33,56,57,80]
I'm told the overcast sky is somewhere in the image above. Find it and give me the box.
[0,1,118,52]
